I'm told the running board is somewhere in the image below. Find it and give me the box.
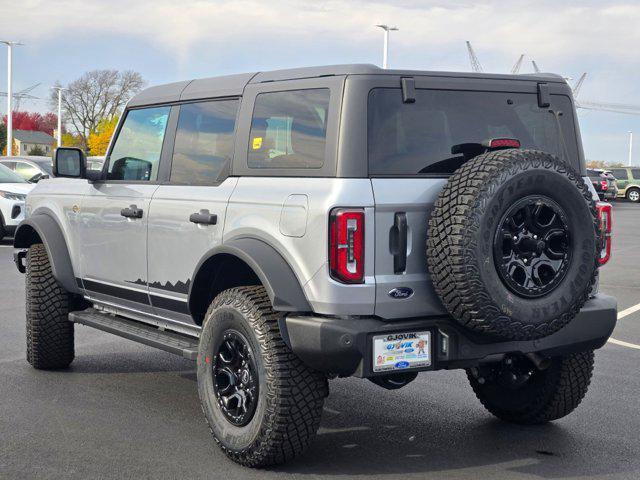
[69,308,199,360]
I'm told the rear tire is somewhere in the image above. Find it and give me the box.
[197,286,328,467]
[467,351,594,424]
[627,188,640,203]
[26,243,74,369]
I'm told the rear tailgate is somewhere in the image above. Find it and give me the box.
[365,78,582,320]
[372,178,448,319]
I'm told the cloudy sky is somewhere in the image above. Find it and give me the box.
[1,0,638,164]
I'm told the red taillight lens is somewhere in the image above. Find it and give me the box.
[329,208,364,283]
[596,202,612,265]
[488,138,521,149]
[600,180,608,191]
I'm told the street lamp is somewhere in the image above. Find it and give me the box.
[375,25,398,69]
[1,40,24,157]
[51,86,65,149]
[629,131,634,167]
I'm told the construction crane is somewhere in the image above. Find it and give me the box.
[467,44,640,116]
[0,82,40,111]
[466,41,484,73]
[511,54,525,74]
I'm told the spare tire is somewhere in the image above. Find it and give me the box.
[427,149,599,341]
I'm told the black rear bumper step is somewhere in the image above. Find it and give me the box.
[69,308,199,360]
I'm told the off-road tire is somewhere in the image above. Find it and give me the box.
[467,350,594,424]
[427,149,599,341]
[26,243,74,369]
[626,187,640,203]
[197,286,328,467]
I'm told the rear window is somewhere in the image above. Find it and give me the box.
[368,89,579,175]
[610,168,628,180]
[248,89,329,169]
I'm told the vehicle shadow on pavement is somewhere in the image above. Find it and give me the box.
[275,375,636,478]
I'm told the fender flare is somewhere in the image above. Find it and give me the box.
[13,214,80,294]
[188,237,311,313]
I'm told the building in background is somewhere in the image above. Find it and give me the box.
[12,130,55,156]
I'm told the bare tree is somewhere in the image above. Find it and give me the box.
[51,70,145,147]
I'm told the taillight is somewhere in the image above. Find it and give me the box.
[596,202,612,265]
[329,208,364,283]
[600,180,608,191]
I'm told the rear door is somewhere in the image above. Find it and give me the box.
[366,79,582,319]
[146,99,240,324]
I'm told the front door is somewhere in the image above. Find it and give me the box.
[78,105,171,315]
[147,99,240,324]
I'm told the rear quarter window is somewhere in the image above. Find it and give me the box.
[631,169,640,180]
[247,89,330,169]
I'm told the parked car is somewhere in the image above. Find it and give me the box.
[0,163,33,239]
[609,167,640,202]
[0,156,53,183]
[13,65,616,468]
[587,168,617,201]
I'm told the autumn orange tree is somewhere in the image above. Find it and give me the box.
[87,116,119,156]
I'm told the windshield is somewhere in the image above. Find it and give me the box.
[0,164,28,183]
[368,89,579,175]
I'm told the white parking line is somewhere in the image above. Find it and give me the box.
[608,338,640,350]
[607,301,640,350]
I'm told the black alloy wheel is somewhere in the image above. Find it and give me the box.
[494,195,572,298]
[212,330,259,427]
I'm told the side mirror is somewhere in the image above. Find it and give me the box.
[53,147,86,178]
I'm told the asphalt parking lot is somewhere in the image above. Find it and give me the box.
[1,201,639,480]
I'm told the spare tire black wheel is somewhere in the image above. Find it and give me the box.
[427,149,599,341]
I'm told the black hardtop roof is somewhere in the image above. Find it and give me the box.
[127,64,566,107]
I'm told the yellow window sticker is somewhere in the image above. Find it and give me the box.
[252,137,263,150]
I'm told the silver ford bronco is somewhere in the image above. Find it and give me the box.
[13,65,616,467]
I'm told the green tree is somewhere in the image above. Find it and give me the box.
[27,145,46,156]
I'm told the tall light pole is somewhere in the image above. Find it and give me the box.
[1,40,23,157]
[376,25,398,69]
[629,131,634,166]
[51,86,65,148]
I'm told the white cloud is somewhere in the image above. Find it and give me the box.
[3,0,640,64]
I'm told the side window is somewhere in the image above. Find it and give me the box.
[631,169,640,180]
[170,100,239,185]
[610,168,629,180]
[248,89,330,169]
[107,106,170,181]
[15,161,41,181]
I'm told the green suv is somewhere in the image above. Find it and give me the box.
[610,167,640,202]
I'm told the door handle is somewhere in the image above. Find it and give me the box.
[389,212,408,274]
[120,205,143,219]
[189,209,217,225]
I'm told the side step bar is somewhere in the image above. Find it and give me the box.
[69,308,200,360]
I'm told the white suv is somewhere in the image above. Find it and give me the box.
[0,164,32,239]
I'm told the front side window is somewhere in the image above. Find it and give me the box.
[610,168,629,180]
[170,100,239,185]
[108,106,170,181]
[631,169,640,180]
[248,89,330,169]
[368,89,579,175]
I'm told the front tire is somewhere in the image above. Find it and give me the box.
[197,286,328,467]
[26,243,75,369]
[467,351,594,424]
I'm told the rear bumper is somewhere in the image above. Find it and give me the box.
[281,294,617,378]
